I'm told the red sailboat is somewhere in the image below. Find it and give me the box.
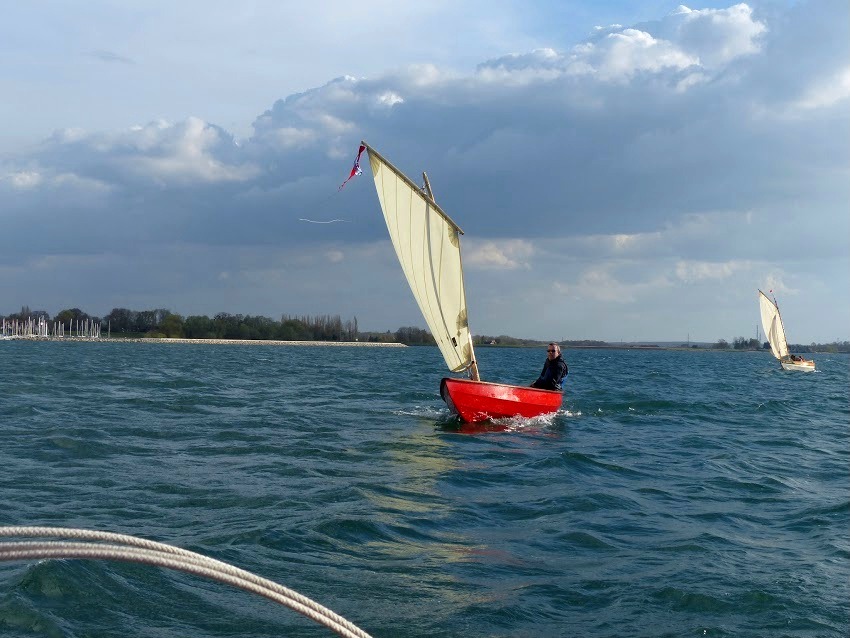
[359,142,564,422]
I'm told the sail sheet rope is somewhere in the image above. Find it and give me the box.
[0,526,373,638]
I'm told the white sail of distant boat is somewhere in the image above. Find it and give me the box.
[364,143,479,378]
[759,290,788,360]
[757,290,815,372]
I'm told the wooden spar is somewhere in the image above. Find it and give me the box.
[361,141,465,234]
[422,172,434,200]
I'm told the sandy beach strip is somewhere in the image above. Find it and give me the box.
[3,336,406,347]
[117,337,406,347]
[142,338,407,348]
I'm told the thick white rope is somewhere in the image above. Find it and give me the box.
[0,526,373,638]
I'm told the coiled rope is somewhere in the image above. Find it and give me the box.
[0,526,373,638]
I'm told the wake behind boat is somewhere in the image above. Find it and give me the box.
[357,142,563,422]
[758,290,815,372]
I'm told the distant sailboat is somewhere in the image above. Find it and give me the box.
[758,290,815,372]
[359,141,563,421]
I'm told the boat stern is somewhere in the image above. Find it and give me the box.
[780,359,816,372]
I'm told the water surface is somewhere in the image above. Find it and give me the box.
[1,342,847,637]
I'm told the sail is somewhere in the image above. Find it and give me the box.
[758,290,789,360]
[364,143,475,373]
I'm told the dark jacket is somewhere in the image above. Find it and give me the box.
[532,355,568,390]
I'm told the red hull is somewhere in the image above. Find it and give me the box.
[440,377,563,423]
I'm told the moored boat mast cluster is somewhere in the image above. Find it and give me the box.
[1,317,104,340]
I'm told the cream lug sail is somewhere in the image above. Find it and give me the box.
[363,142,479,379]
[759,290,789,360]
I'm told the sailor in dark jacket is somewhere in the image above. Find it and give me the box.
[531,343,568,390]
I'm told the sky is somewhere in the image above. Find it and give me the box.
[1,0,848,343]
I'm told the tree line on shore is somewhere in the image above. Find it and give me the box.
[711,337,850,353]
[2,306,848,351]
[2,306,430,344]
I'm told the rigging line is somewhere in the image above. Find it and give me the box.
[295,180,357,225]
[0,526,373,638]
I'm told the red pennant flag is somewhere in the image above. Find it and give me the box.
[338,144,365,190]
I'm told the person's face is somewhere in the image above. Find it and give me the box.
[547,346,558,360]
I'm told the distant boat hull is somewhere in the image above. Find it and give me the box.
[440,377,563,422]
[780,358,816,372]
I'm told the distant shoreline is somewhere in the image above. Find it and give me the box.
[3,337,844,354]
[1,336,406,347]
[0,338,772,353]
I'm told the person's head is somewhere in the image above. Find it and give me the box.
[547,343,560,359]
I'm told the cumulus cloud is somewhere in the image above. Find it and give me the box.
[464,239,533,270]
[29,118,259,188]
[265,126,317,150]
[792,66,850,111]
[476,3,766,84]
[553,265,672,304]
[761,273,797,297]
[571,29,698,81]
[128,118,259,183]
[674,259,751,283]
[3,171,42,189]
[662,3,767,67]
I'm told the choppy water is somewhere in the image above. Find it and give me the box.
[0,341,847,637]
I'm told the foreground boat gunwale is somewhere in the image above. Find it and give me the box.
[441,376,562,394]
